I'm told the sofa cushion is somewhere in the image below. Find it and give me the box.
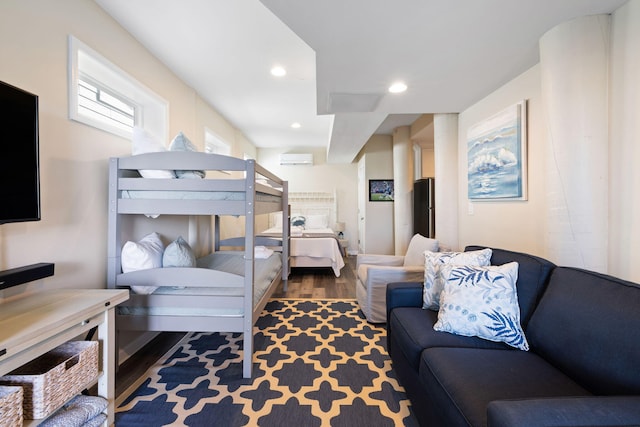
[488,396,640,427]
[422,248,492,310]
[388,307,512,372]
[433,262,529,350]
[419,347,591,427]
[465,246,555,329]
[526,267,640,395]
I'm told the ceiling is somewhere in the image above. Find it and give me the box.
[95,0,627,163]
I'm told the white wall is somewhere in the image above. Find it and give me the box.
[257,147,358,253]
[0,2,256,293]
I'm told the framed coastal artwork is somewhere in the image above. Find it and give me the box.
[467,100,527,200]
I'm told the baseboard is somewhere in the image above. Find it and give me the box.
[118,331,160,365]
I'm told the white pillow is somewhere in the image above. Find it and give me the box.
[422,248,492,310]
[169,132,205,179]
[131,127,175,179]
[121,232,164,295]
[306,214,328,229]
[403,234,439,266]
[433,262,529,351]
[162,236,196,267]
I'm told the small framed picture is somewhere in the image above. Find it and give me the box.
[369,179,394,201]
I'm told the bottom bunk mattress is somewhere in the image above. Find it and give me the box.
[118,250,282,318]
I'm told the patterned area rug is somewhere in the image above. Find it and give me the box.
[116,299,418,426]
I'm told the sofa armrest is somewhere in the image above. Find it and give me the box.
[386,281,423,317]
[356,254,405,268]
[487,396,640,427]
[361,265,423,285]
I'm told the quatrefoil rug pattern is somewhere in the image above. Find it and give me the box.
[116,299,418,426]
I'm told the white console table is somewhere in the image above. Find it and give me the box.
[0,289,129,426]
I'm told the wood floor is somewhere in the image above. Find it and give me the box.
[116,255,358,397]
[272,255,357,299]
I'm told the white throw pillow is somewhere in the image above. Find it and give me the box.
[403,234,439,266]
[305,214,328,230]
[433,262,529,351]
[121,232,164,273]
[162,236,196,267]
[422,248,492,310]
[121,232,164,295]
[131,127,175,179]
[168,132,205,179]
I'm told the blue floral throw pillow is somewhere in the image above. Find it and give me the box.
[291,215,306,228]
[422,248,492,311]
[433,261,529,351]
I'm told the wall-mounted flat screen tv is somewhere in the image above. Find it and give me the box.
[0,80,40,224]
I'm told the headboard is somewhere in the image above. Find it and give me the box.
[269,191,337,230]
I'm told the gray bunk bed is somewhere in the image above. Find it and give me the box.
[107,151,289,378]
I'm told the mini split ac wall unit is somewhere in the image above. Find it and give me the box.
[279,153,313,165]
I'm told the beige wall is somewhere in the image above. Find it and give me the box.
[356,135,395,254]
[0,0,256,295]
[457,65,546,257]
[421,148,435,178]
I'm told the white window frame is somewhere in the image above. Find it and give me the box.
[204,128,231,156]
[68,35,168,141]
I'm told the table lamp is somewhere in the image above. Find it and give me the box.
[335,222,345,238]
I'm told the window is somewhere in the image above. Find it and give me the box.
[68,35,168,141]
[204,128,231,156]
[77,77,135,133]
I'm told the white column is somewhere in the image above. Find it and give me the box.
[393,126,413,255]
[540,14,609,272]
[433,113,459,251]
[609,1,640,280]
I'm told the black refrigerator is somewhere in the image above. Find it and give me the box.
[413,178,435,238]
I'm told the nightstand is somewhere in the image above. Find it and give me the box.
[338,238,349,256]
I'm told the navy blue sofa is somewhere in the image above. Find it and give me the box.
[386,246,640,427]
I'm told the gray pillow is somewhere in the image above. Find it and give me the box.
[163,236,196,267]
[169,132,206,179]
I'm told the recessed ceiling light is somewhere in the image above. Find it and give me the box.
[291,122,301,129]
[271,66,286,77]
[389,82,407,93]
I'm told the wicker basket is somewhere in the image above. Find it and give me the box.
[0,341,98,420]
[0,385,23,427]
